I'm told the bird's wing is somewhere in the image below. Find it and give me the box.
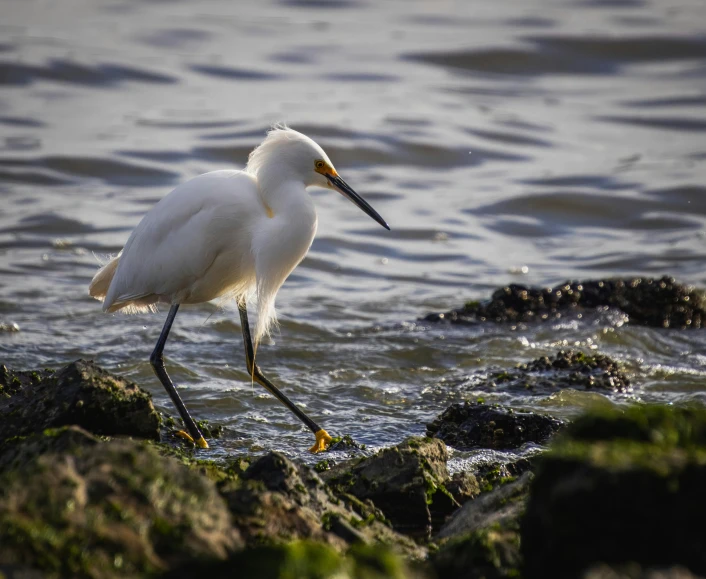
[104,170,259,310]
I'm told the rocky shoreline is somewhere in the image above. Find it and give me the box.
[2,276,706,578]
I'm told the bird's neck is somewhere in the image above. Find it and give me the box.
[259,176,315,220]
[256,165,314,218]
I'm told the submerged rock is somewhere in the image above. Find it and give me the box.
[427,401,564,450]
[0,360,160,441]
[461,349,630,395]
[522,404,706,578]
[0,426,241,577]
[424,276,705,329]
[431,472,533,579]
[322,437,462,540]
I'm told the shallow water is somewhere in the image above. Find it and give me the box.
[2,0,706,466]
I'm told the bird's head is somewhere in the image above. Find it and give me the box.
[247,126,390,230]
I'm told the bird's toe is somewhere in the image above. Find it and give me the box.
[309,428,333,453]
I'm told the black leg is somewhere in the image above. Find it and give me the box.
[150,304,208,448]
[238,302,332,452]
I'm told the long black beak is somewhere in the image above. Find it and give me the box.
[327,174,390,230]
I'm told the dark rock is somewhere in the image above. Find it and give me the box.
[327,434,365,452]
[427,401,564,450]
[425,276,705,329]
[220,451,424,559]
[456,349,631,395]
[430,472,533,579]
[321,437,460,540]
[582,564,703,579]
[0,360,160,441]
[514,349,630,392]
[522,404,706,578]
[0,566,45,579]
[0,426,241,577]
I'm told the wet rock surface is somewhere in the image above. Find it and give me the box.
[0,360,160,441]
[522,405,706,578]
[424,276,706,329]
[427,401,565,450]
[460,349,631,395]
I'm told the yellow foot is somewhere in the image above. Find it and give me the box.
[309,429,333,454]
[175,430,210,449]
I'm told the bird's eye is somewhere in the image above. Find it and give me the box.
[315,160,325,170]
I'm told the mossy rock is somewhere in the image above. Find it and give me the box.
[424,276,705,329]
[165,541,422,579]
[219,451,424,560]
[431,472,531,579]
[431,522,522,579]
[427,401,564,450]
[522,404,706,578]
[0,360,160,441]
[0,426,241,578]
[321,437,460,540]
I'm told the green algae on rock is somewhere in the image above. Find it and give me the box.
[321,437,464,540]
[219,451,424,560]
[522,404,706,578]
[426,401,564,450]
[0,426,241,578]
[0,360,160,442]
[431,472,533,579]
[424,276,706,329]
[163,541,425,579]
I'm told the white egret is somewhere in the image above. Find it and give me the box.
[89,126,390,452]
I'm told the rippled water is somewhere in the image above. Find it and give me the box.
[2,0,706,466]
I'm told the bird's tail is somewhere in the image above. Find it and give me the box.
[88,254,121,304]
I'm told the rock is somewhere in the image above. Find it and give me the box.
[445,471,482,504]
[450,349,630,395]
[165,541,425,579]
[0,426,241,577]
[513,349,630,393]
[0,360,160,441]
[582,564,703,579]
[322,437,461,540]
[220,451,424,559]
[430,472,533,579]
[437,471,532,540]
[427,401,564,450]
[328,434,366,452]
[424,276,705,329]
[522,404,706,578]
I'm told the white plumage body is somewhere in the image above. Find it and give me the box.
[90,130,323,342]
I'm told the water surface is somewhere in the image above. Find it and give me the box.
[2,0,706,466]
